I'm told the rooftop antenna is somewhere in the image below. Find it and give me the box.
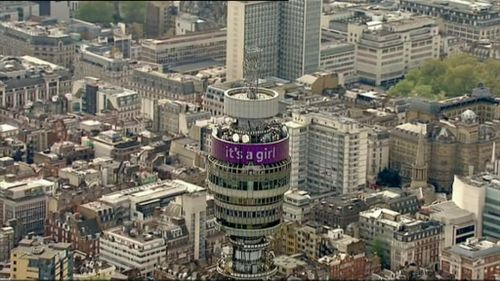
[244,47,261,100]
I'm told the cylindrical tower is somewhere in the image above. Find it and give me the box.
[208,87,291,280]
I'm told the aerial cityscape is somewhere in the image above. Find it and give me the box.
[0,0,499,280]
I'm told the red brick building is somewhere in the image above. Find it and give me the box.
[319,252,380,280]
[441,238,500,281]
[44,212,100,257]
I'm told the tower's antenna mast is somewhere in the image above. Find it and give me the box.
[244,47,261,99]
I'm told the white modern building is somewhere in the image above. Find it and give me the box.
[424,201,477,248]
[283,189,311,223]
[286,112,368,195]
[0,178,55,236]
[349,16,440,86]
[452,175,486,237]
[99,226,167,277]
[97,86,141,120]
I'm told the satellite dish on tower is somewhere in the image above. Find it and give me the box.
[232,133,240,143]
[242,134,250,143]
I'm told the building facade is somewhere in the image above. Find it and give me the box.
[286,112,368,195]
[441,238,500,280]
[10,238,73,280]
[401,0,500,42]
[0,178,55,237]
[349,17,440,86]
[140,30,226,68]
[0,56,72,109]
[226,0,321,82]
[0,21,74,69]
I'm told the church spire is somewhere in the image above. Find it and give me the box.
[410,126,428,188]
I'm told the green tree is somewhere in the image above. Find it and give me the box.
[376,168,402,187]
[370,237,388,268]
[75,1,114,24]
[389,79,414,97]
[411,84,434,99]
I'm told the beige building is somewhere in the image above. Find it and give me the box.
[10,238,73,280]
[441,238,500,280]
[349,16,440,86]
[320,43,356,86]
[390,109,500,192]
[140,30,226,67]
[0,55,72,108]
[0,21,74,69]
[74,44,132,87]
[419,201,477,248]
[401,0,500,42]
[287,112,368,195]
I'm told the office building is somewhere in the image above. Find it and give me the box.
[390,220,443,271]
[286,112,368,195]
[363,189,421,215]
[0,56,72,108]
[140,30,226,68]
[312,197,368,230]
[152,99,210,136]
[320,43,356,86]
[0,178,55,237]
[99,224,167,277]
[359,208,414,269]
[419,201,477,248]
[349,17,440,86]
[96,86,141,120]
[84,130,141,162]
[44,212,100,257]
[0,21,75,69]
[226,0,321,82]
[10,237,73,280]
[452,175,486,238]
[131,65,203,106]
[452,173,500,241]
[441,238,500,280]
[401,0,500,42]
[278,0,322,81]
[144,1,176,38]
[207,86,291,279]
[75,44,132,87]
[283,189,311,224]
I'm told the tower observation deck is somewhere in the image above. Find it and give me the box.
[208,87,291,280]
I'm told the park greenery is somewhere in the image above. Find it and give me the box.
[389,54,500,99]
[75,1,147,25]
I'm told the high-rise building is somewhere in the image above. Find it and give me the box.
[226,0,321,82]
[285,112,368,195]
[207,86,291,279]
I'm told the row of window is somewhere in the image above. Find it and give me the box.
[208,173,288,191]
